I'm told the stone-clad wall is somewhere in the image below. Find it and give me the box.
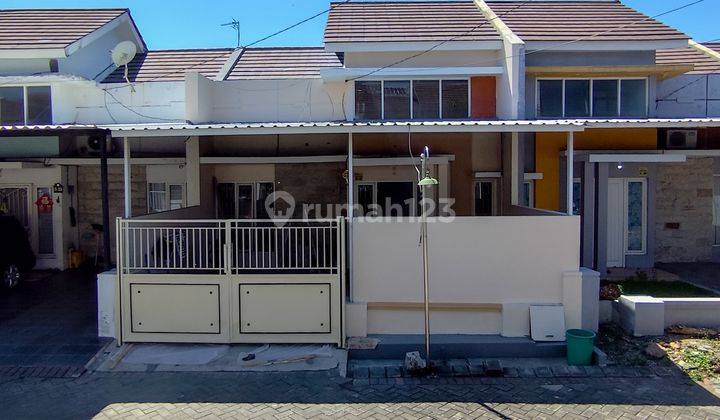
[655,157,714,263]
[274,163,346,218]
[77,165,147,262]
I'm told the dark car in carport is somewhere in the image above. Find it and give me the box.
[0,215,35,288]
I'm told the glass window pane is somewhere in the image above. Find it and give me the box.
[148,183,167,213]
[522,182,532,207]
[355,81,382,120]
[441,80,469,119]
[377,182,414,217]
[627,181,644,252]
[216,183,235,218]
[357,184,374,216]
[412,80,440,119]
[592,80,619,117]
[474,181,494,216]
[621,79,647,117]
[26,86,52,125]
[565,80,590,117]
[237,184,253,219]
[537,80,563,118]
[383,80,410,120]
[0,87,24,125]
[256,182,274,219]
[169,184,183,210]
[36,187,54,255]
[573,180,582,216]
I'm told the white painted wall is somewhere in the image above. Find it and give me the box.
[656,74,720,118]
[351,216,581,335]
[344,50,498,68]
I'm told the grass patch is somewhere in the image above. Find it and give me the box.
[618,280,718,298]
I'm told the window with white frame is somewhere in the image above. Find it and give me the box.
[537,78,647,119]
[148,183,185,213]
[355,80,469,121]
[522,181,534,208]
[0,86,52,125]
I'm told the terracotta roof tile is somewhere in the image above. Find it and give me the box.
[486,1,689,42]
[324,1,500,43]
[0,8,128,50]
[226,47,343,80]
[102,49,235,83]
[656,43,720,75]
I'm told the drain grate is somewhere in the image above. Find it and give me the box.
[0,365,86,379]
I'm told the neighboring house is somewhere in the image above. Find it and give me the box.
[1,1,718,346]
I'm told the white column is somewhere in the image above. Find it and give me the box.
[347,132,354,301]
[185,136,200,207]
[123,137,131,218]
[511,132,520,206]
[567,131,574,216]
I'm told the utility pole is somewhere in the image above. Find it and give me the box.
[418,146,438,364]
[221,19,241,47]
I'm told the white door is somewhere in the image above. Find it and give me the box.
[606,178,625,268]
[606,178,648,268]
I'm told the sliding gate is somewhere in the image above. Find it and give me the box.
[116,218,345,346]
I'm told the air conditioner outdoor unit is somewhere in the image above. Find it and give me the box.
[666,129,698,149]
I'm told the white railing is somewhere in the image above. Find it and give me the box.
[118,218,342,275]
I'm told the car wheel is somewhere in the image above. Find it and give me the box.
[2,265,20,289]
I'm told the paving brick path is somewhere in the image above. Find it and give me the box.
[1,370,719,419]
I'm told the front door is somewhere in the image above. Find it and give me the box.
[606,178,647,268]
[216,182,274,219]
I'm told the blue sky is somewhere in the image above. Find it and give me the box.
[3,0,719,49]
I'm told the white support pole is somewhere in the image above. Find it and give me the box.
[347,132,354,301]
[567,131,574,216]
[123,137,131,218]
[185,136,200,207]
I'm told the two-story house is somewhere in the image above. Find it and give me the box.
[1,1,718,350]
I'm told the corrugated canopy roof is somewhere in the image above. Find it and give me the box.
[0,8,128,50]
[656,43,720,75]
[485,1,689,42]
[102,49,235,83]
[324,1,501,44]
[226,47,343,80]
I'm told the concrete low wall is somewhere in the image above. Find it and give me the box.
[617,295,720,336]
[350,216,587,337]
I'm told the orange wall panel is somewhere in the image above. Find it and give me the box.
[535,128,658,211]
[471,77,496,119]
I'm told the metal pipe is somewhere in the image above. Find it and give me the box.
[123,137,131,218]
[347,132,354,301]
[567,131,574,216]
[420,149,431,362]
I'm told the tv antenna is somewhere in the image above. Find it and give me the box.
[222,19,241,47]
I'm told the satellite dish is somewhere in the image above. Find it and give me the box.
[110,41,137,90]
[111,41,137,67]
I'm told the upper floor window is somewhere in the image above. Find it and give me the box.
[537,78,647,119]
[355,80,469,121]
[0,86,52,126]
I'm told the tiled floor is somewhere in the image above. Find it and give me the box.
[657,262,720,293]
[0,269,108,368]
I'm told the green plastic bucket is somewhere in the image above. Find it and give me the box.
[566,329,596,366]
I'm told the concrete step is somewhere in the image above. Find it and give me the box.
[349,334,566,360]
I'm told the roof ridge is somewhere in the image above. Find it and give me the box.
[145,48,236,53]
[0,8,129,11]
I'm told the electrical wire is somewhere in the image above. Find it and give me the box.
[100,0,708,123]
